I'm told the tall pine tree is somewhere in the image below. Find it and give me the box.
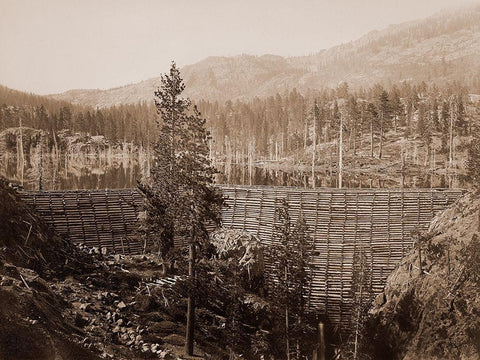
[267,199,315,360]
[139,61,224,355]
[376,90,391,159]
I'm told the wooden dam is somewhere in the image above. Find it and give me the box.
[21,185,463,328]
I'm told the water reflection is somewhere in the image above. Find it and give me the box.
[1,151,146,190]
[0,152,464,190]
[215,163,463,189]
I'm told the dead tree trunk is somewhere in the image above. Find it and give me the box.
[370,117,374,158]
[313,321,326,360]
[185,242,196,355]
[353,283,363,360]
[285,305,290,360]
[339,114,343,189]
[379,118,384,159]
[285,266,291,360]
[449,98,455,169]
[312,108,316,188]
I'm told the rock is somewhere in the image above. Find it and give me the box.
[141,312,164,322]
[148,321,177,335]
[142,333,165,344]
[164,334,184,346]
[117,319,124,326]
[211,229,265,291]
[135,294,155,312]
[117,301,126,310]
[31,277,51,293]
[80,303,92,311]
[74,313,89,327]
[373,292,386,308]
[72,302,83,310]
[0,276,14,286]
[157,348,171,357]
[3,263,19,278]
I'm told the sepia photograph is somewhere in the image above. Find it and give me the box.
[1,0,480,359]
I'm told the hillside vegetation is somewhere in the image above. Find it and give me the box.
[2,80,480,189]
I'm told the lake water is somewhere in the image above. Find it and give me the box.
[0,152,464,190]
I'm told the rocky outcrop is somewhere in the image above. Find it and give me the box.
[367,193,480,360]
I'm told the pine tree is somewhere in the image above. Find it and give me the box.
[440,100,450,154]
[346,95,359,155]
[342,246,373,360]
[311,100,320,188]
[431,97,440,131]
[389,87,403,133]
[466,116,480,192]
[59,106,72,130]
[267,199,315,360]
[366,103,377,158]
[405,92,418,139]
[455,96,468,136]
[139,61,224,355]
[417,103,432,164]
[376,90,391,159]
[37,105,49,129]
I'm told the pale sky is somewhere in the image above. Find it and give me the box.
[0,0,477,95]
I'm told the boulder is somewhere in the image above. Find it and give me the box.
[211,228,264,291]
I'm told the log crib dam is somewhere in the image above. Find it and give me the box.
[21,185,463,328]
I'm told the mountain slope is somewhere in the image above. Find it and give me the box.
[287,4,480,89]
[49,4,480,107]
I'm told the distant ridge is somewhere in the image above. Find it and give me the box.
[49,4,480,107]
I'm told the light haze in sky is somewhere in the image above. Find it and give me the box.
[0,0,477,95]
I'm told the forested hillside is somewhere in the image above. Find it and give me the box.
[0,85,156,145]
[2,79,479,189]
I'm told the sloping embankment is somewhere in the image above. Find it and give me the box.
[0,177,101,360]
